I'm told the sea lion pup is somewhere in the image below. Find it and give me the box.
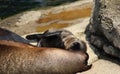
[0,40,91,74]
[0,27,29,44]
[26,29,86,52]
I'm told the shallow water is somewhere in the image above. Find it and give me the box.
[0,0,78,19]
[36,6,92,32]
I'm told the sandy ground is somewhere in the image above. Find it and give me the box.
[80,59,120,74]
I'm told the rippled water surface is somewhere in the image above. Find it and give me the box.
[0,0,78,19]
[36,6,92,32]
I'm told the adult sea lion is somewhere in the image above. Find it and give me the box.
[0,40,91,74]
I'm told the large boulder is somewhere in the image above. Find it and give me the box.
[85,0,120,59]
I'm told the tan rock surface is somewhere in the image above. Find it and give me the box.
[79,59,120,74]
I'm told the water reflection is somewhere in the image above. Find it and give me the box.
[0,0,77,19]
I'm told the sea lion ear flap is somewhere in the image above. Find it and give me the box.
[26,34,44,40]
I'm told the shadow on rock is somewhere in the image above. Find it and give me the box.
[85,23,120,66]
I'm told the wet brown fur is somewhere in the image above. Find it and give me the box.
[0,40,91,74]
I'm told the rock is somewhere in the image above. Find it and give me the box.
[78,59,120,74]
[16,11,41,26]
[85,0,120,59]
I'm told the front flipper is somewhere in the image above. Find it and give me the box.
[26,31,62,47]
[80,64,92,72]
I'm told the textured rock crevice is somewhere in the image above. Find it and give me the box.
[85,0,120,59]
